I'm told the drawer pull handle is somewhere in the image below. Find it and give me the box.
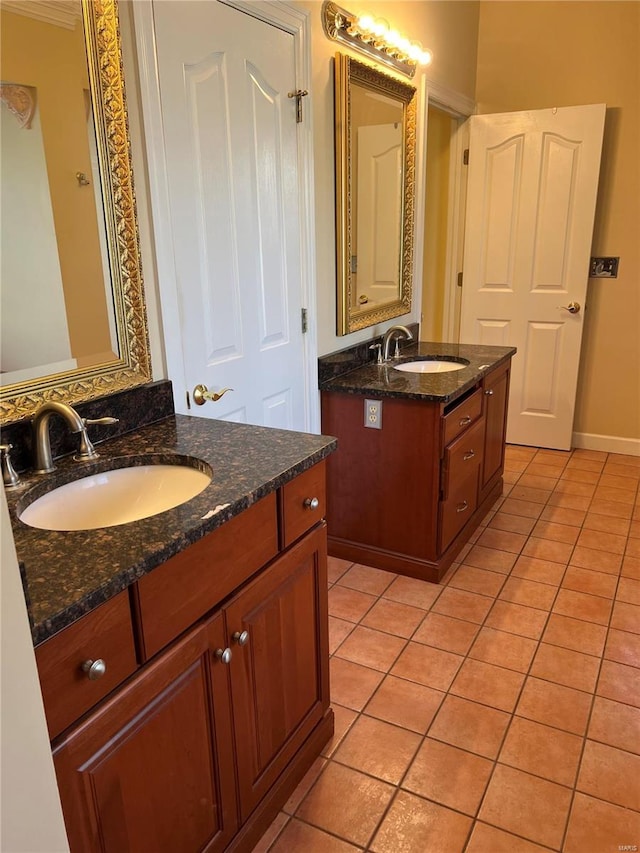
[215,647,232,665]
[485,389,494,396]
[232,630,249,647]
[456,500,469,513]
[304,497,320,510]
[459,416,472,426]
[463,450,476,461]
[82,659,107,681]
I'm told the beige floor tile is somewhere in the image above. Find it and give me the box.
[484,600,548,640]
[295,762,394,847]
[516,676,592,735]
[499,716,582,787]
[449,658,525,712]
[429,694,511,759]
[337,563,396,596]
[564,793,640,853]
[364,675,445,734]
[334,625,406,672]
[468,626,537,672]
[270,819,360,852]
[478,764,572,849]
[329,657,385,711]
[361,597,427,639]
[403,738,493,816]
[391,642,463,691]
[529,642,600,693]
[333,715,421,784]
[588,696,640,755]
[412,612,480,655]
[370,790,472,853]
[541,613,607,657]
[577,739,640,810]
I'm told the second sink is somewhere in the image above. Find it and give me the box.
[19,460,212,531]
[393,359,469,374]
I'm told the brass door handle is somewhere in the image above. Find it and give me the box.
[193,385,233,406]
[558,301,581,314]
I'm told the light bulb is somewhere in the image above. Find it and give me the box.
[408,43,422,61]
[387,29,402,48]
[419,49,433,66]
[357,15,374,33]
[372,18,388,39]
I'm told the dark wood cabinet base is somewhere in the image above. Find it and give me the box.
[228,710,334,853]
[329,478,503,583]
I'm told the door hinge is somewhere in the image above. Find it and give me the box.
[301,307,308,333]
[457,272,463,288]
[463,148,469,165]
[288,89,308,123]
[186,390,191,410]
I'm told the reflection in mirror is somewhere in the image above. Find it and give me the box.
[0,0,150,424]
[334,52,416,335]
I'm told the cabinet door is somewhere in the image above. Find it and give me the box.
[225,523,329,820]
[482,361,510,490]
[53,617,237,853]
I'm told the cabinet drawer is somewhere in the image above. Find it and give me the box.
[279,461,326,548]
[35,591,137,740]
[135,493,278,660]
[442,388,483,446]
[439,467,480,552]
[442,418,485,501]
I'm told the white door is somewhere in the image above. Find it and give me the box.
[356,123,402,307]
[148,1,308,429]
[460,105,605,450]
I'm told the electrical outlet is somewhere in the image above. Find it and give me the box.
[364,399,382,429]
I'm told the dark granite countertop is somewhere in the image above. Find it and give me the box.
[319,341,516,404]
[5,415,336,645]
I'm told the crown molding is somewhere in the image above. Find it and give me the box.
[1,0,81,30]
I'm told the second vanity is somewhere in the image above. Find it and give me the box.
[320,341,516,583]
[7,414,336,853]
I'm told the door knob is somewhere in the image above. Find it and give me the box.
[558,301,581,314]
[193,385,233,406]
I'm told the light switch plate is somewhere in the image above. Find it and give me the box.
[590,257,619,278]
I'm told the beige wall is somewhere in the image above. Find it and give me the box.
[476,1,640,442]
[294,0,480,355]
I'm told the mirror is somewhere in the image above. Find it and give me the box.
[0,0,150,424]
[334,52,416,335]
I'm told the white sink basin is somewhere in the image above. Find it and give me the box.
[19,464,212,531]
[394,359,468,374]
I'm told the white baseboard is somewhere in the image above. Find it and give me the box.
[572,431,640,457]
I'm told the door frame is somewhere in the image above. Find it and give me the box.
[422,80,475,343]
[132,0,319,431]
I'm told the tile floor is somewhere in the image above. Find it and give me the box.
[254,446,640,853]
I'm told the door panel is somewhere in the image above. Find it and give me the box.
[152,1,305,430]
[225,524,329,820]
[460,105,605,449]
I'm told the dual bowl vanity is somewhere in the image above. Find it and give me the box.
[5,339,514,853]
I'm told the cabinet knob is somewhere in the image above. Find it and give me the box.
[463,450,476,461]
[215,647,232,664]
[485,389,494,396]
[232,630,249,646]
[303,497,320,510]
[82,659,107,681]
[456,500,469,513]
[459,415,472,427]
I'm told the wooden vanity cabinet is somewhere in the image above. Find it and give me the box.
[53,615,238,853]
[321,361,511,583]
[42,462,332,853]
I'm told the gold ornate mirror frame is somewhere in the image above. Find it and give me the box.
[334,52,416,335]
[0,0,150,424]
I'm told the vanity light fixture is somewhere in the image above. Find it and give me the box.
[322,0,432,78]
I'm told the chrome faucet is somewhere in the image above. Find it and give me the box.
[31,402,118,473]
[382,325,414,361]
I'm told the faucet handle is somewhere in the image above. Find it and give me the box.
[74,417,119,463]
[0,444,21,488]
[83,417,119,427]
[369,343,383,365]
